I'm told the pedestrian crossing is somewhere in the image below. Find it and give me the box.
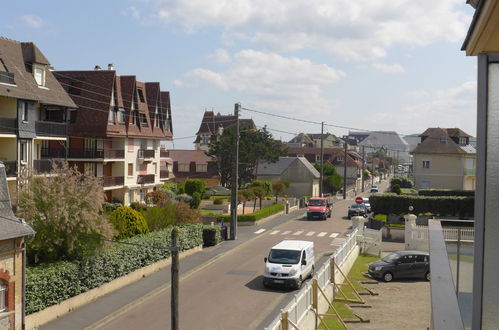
[255,228,341,238]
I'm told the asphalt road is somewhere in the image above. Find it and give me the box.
[94,196,362,330]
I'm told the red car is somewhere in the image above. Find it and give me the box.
[306,197,332,220]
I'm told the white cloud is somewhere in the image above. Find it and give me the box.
[121,6,141,19]
[178,49,345,116]
[372,63,405,73]
[209,49,231,64]
[152,0,471,60]
[370,81,477,135]
[21,14,43,29]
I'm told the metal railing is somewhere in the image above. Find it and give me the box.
[33,159,53,173]
[0,117,16,135]
[68,148,123,159]
[160,150,169,158]
[264,228,359,330]
[138,149,155,159]
[35,121,67,137]
[102,176,124,187]
[137,174,155,184]
[103,149,124,159]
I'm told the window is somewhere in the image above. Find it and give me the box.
[20,140,28,162]
[128,163,133,176]
[108,108,115,123]
[422,160,430,169]
[140,114,148,127]
[315,154,321,162]
[68,109,77,123]
[201,136,209,145]
[337,156,344,162]
[132,111,139,125]
[155,114,160,128]
[140,189,145,202]
[117,108,125,123]
[459,137,467,145]
[34,66,45,86]
[21,101,28,121]
[196,164,207,172]
[440,136,447,143]
[178,164,189,172]
[84,163,96,176]
[137,89,145,103]
[0,283,6,312]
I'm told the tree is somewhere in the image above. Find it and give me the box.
[314,163,343,193]
[190,192,201,209]
[17,162,114,263]
[272,181,286,203]
[109,206,149,240]
[250,180,272,209]
[238,189,254,214]
[185,179,205,196]
[207,126,287,187]
[249,186,266,212]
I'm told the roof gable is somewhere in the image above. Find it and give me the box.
[412,128,467,154]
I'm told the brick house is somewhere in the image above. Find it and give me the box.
[0,37,76,197]
[0,162,35,330]
[194,110,255,151]
[53,65,173,204]
[169,149,219,187]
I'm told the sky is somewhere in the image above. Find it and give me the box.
[3,0,477,149]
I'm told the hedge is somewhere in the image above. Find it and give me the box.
[370,193,474,218]
[202,225,221,246]
[418,189,475,197]
[217,204,284,223]
[26,224,204,315]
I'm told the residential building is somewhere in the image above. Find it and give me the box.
[168,149,219,187]
[411,128,476,190]
[287,132,343,148]
[256,156,320,197]
[356,131,411,163]
[0,162,35,330]
[194,110,255,151]
[53,66,173,204]
[0,38,76,196]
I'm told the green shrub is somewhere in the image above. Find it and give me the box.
[418,189,475,197]
[202,225,221,246]
[146,190,170,206]
[109,206,149,240]
[129,202,148,212]
[213,198,224,205]
[391,184,402,195]
[175,193,192,204]
[102,202,122,213]
[201,193,211,200]
[174,202,201,223]
[390,176,413,188]
[185,179,206,196]
[143,206,175,231]
[374,214,387,221]
[26,224,204,314]
[190,192,201,209]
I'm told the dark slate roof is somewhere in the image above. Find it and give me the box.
[288,133,314,145]
[412,128,475,155]
[257,157,320,178]
[194,111,256,142]
[0,162,35,240]
[0,37,76,108]
[169,149,215,164]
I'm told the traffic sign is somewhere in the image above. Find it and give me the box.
[355,196,363,204]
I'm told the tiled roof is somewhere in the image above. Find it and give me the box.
[358,131,409,151]
[412,128,471,154]
[0,162,35,240]
[257,156,320,178]
[195,111,256,137]
[0,37,76,108]
[169,149,215,164]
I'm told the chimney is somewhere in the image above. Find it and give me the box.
[108,63,115,71]
[94,65,102,70]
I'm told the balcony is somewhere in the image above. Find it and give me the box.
[33,159,54,173]
[35,121,67,138]
[3,161,17,177]
[138,149,155,159]
[137,174,155,185]
[0,72,15,85]
[160,150,169,158]
[102,176,124,187]
[103,149,124,159]
[160,170,170,179]
[0,117,17,135]
[41,148,66,158]
[69,149,104,159]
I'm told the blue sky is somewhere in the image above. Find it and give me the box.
[3,0,477,149]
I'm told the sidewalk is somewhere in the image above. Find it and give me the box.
[40,209,305,330]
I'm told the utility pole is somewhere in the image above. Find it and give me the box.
[319,122,324,197]
[171,227,179,330]
[361,146,365,192]
[342,139,347,200]
[230,103,240,240]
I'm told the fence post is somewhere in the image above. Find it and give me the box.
[330,256,336,285]
[281,311,288,330]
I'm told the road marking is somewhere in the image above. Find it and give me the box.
[254,229,266,234]
[318,232,327,237]
[293,231,304,236]
[270,230,280,235]
[306,231,315,236]
[329,232,339,238]
[282,230,292,235]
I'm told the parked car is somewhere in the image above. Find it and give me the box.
[362,197,371,213]
[306,197,332,220]
[368,250,430,282]
[370,184,379,193]
[347,204,367,219]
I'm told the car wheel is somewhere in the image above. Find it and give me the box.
[383,272,393,282]
[295,276,303,290]
[425,271,431,281]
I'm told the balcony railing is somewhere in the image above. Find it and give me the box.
[160,150,169,158]
[69,149,104,159]
[33,159,54,173]
[0,117,17,135]
[137,174,155,185]
[41,148,66,158]
[0,72,15,85]
[160,170,169,179]
[103,149,124,159]
[103,176,124,187]
[3,161,17,177]
[138,149,155,159]
[35,121,67,137]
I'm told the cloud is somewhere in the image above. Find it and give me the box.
[209,49,231,64]
[178,49,345,116]
[152,0,471,60]
[372,63,405,73]
[121,6,141,19]
[370,81,477,135]
[21,14,43,28]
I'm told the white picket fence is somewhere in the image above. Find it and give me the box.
[264,228,359,330]
[406,223,474,251]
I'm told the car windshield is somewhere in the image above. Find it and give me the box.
[308,199,326,206]
[363,198,370,204]
[268,249,301,264]
[382,252,401,263]
[350,204,365,209]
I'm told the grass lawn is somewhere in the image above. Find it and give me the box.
[199,209,220,216]
[401,188,418,195]
[319,254,380,329]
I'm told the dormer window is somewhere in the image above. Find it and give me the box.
[440,136,447,144]
[33,64,46,86]
[138,89,145,103]
[0,59,15,85]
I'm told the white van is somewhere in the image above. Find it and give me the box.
[263,240,315,289]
